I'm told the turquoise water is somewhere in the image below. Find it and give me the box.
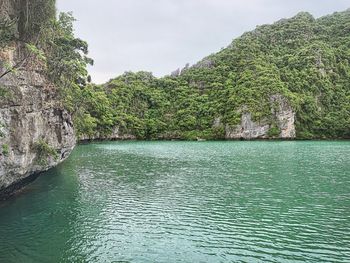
[0,141,349,262]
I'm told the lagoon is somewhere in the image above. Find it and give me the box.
[0,141,349,262]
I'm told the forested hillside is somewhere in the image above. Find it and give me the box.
[75,10,350,140]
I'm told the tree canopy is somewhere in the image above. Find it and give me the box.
[76,10,350,140]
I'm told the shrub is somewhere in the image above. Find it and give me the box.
[267,125,281,138]
[2,144,9,157]
[34,139,58,165]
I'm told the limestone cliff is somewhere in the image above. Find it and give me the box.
[79,127,136,141]
[0,45,76,199]
[0,0,76,199]
[225,95,296,139]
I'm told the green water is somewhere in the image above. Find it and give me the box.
[0,141,349,263]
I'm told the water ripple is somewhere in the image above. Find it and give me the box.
[0,141,349,263]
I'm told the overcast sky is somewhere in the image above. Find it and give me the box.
[57,0,349,84]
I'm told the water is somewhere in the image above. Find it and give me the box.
[0,141,349,263]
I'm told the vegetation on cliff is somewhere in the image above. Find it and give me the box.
[76,10,350,140]
[0,0,92,139]
[0,0,92,103]
[1,4,349,140]
[0,1,80,195]
[0,0,91,169]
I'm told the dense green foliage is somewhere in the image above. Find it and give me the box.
[0,0,92,113]
[2,4,349,140]
[41,12,93,112]
[77,10,350,140]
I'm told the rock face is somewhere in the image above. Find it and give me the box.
[0,47,76,199]
[226,113,270,139]
[270,95,296,138]
[225,95,296,139]
[79,127,136,141]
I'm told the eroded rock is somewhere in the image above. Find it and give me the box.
[225,95,296,139]
[0,50,76,199]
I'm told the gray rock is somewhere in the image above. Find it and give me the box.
[225,94,296,139]
[225,113,270,139]
[270,94,296,138]
[79,126,136,141]
[0,48,76,199]
[192,57,214,69]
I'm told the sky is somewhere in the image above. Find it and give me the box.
[57,0,349,84]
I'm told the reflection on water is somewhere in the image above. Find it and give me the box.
[0,141,349,262]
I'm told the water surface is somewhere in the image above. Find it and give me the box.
[0,141,349,262]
